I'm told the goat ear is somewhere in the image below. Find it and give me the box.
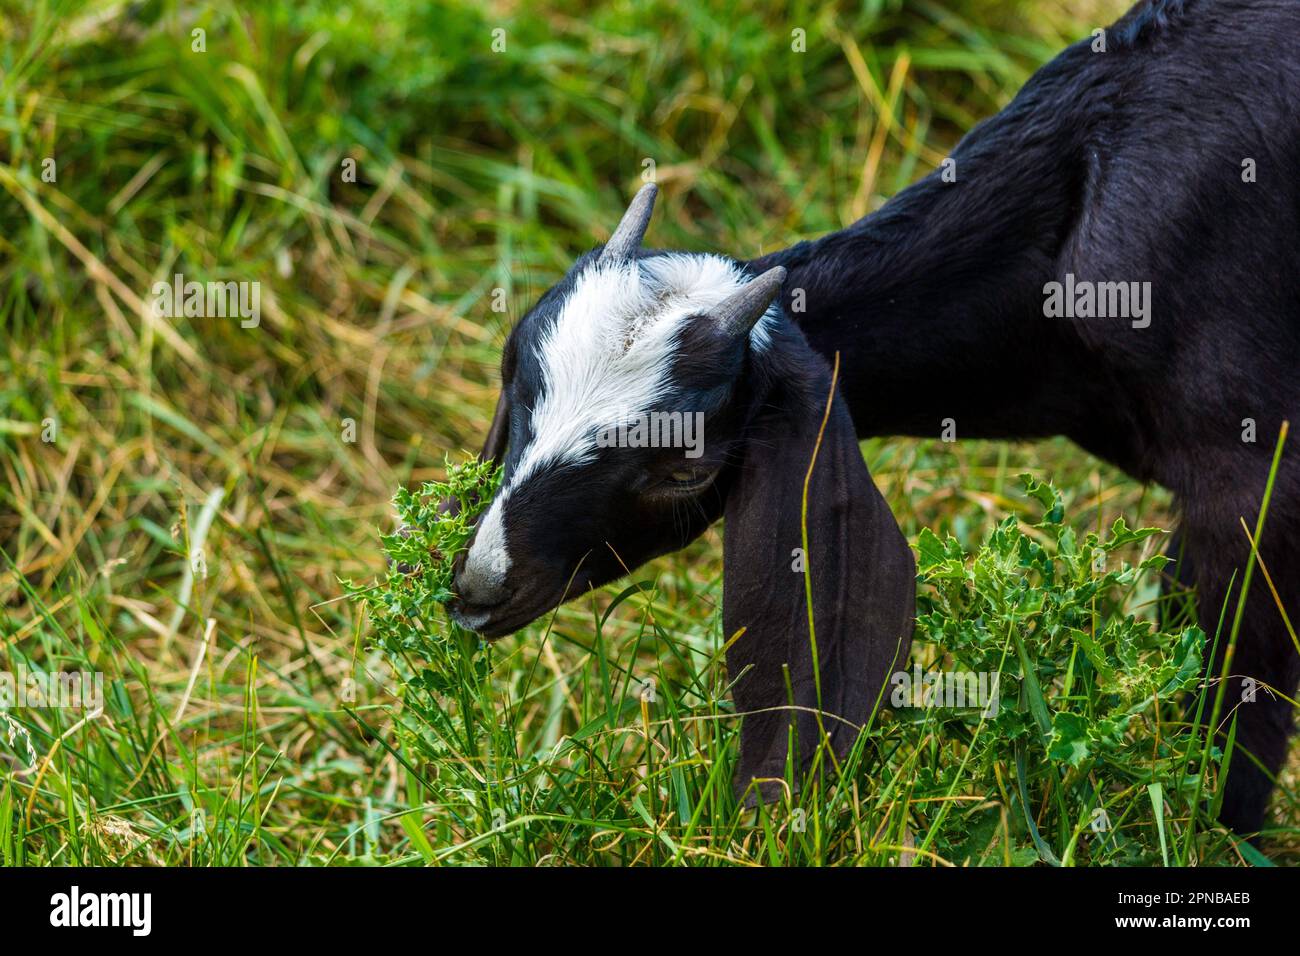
[722,348,915,804]
[480,388,510,464]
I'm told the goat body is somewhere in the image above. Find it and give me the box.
[750,0,1300,834]
[457,0,1300,836]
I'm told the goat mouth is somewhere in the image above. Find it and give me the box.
[448,578,591,639]
[446,601,501,635]
[447,594,556,639]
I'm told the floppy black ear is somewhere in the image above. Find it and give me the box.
[480,388,511,464]
[722,338,914,803]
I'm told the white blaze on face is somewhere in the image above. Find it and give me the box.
[517,253,776,484]
[458,489,511,602]
[458,252,778,601]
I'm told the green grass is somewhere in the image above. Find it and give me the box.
[1,0,1296,866]
[343,461,1267,866]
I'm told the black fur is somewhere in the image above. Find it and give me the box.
[454,253,915,803]
[721,321,914,802]
[750,0,1300,835]
[459,0,1300,834]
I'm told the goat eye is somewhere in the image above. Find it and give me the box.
[652,467,715,495]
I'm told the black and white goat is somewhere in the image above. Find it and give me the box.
[450,0,1300,834]
[451,189,916,799]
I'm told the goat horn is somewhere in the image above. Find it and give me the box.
[711,266,787,339]
[599,183,658,263]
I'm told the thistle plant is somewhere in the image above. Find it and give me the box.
[345,456,502,697]
[904,474,1217,865]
